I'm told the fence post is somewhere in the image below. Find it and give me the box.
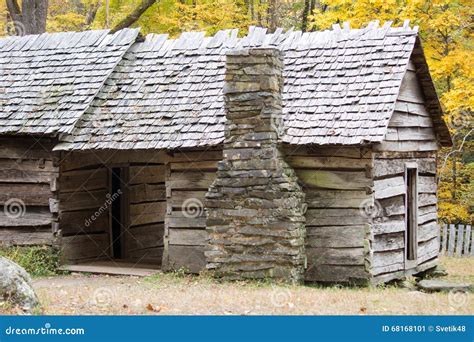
[464,225,471,257]
[456,225,464,257]
[448,224,456,256]
[441,223,448,255]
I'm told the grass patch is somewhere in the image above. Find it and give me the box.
[0,245,62,277]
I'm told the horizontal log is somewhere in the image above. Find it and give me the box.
[385,127,436,142]
[306,225,365,248]
[0,137,56,159]
[374,176,405,199]
[418,221,439,243]
[283,145,370,159]
[129,165,165,184]
[169,228,208,246]
[167,212,207,229]
[0,168,55,184]
[296,170,370,190]
[306,209,368,226]
[61,233,110,261]
[287,155,370,170]
[0,158,56,172]
[379,195,405,216]
[374,141,439,152]
[60,168,107,192]
[170,160,218,171]
[167,149,223,162]
[166,245,206,273]
[128,223,165,250]
[371,250,404,275]
[59,189,108,212]
[60,208,109,236]
[168,171,216,190]
[0,209,51,227]
[305,264,368,283]
[305,190,370,209]
[0,227,53,246]
[373,158,436,178]
[306,247,365,266]
[372,232,404,252]
[129,183,166,203]
[372,220,405,235]
[419,176,436,194]
[0,183,52,206]
[170,190,206,208]
[130,201,166,226]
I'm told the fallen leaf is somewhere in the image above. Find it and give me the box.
[146,304,161,312]
[360,307,367,313]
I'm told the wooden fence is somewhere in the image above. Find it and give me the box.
[440,223,473,257]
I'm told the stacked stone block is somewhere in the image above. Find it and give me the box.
[205,48,306,284]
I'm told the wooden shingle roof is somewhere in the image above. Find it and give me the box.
[0,28,139,135]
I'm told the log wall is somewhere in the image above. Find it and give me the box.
[0,137,58,246]
[163,149,221,273]
[58,150,167,265]
[371,61,440,283]
[283,145,373,283]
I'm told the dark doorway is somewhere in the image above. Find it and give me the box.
[110,167,129,259]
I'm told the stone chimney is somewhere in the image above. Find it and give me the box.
[205,48,306,284]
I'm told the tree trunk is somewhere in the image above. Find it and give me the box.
[110,0,157,33]
[301,0,310,32]
[6,0,48,36]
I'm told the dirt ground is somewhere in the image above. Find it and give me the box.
[4,257,474,315]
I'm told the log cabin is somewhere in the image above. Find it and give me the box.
[0,21,451,284]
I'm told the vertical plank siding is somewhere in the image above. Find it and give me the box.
[0,137,59,246]
[439,223,473,257]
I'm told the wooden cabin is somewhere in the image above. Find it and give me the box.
[0,22,451,284]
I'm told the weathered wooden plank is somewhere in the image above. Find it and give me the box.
[60,208,109,235]
[417,237,439,264]
[379,195,404,216]
[397,70,425,104]
[0,209,51,227]
[283,145,369,159]
[129,165,165,184]
[167,212,207,229]
[374,176,405,199]
[61,233,110,261]
[296,170,370,190]
[129,201,166,226]
[470,226,474,256]
[419,176,436,194]
[373,158,436,178]
[167,245,206,273]
[128,246,164,264]
[287,155,370,170]
[168,229,207,246]
[0,183,52,206]
[448,224,456,256]
[464,225,471,256]
[168,171,216,190]
[394,101,430,117]
[375,140,439,152]
[60,168,107,192]
[389,111,433,128]
[306,209,368,226]
[371,250,404,275]
[306,225,365,248]
[306,247,365,265]
[456,225,464,257]
[372,233,404,252]
[441,223,448,254]
[170,160,218,171]
[59,189,108,212]
[0,227,53,246]
[305,264,368,283]
[128,223,165,250]
[0,168,55,184]
[305,189,370,209]
[373,220,405,235]
[385,128,436,142]
[129,183,166,203]
[0,158,56,172]
[0,137,56,159]
[418,221,439,243]
[170,190,206,208]
[167,149,223,163]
